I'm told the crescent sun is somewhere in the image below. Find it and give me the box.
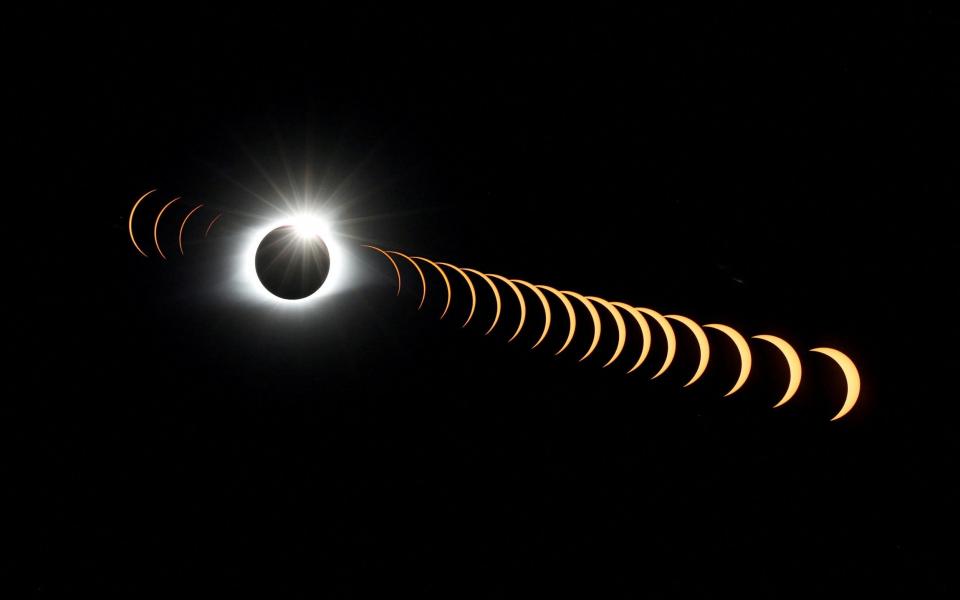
[634,307,677,379]
[610,302,652,374]
[513,279,551,349]
[810,347,861,421]
[562,291,602,362]
[487,274,526,342]
[153,196,180,260]
[704,323,752,396]
[463,268,501,335]
[178,204,204,256]
[437,262,476,327]
[665,314,710,387]
[364,245,402,295]
[128,189,156,257]
[752,334,802,408]
[389,251,427,309]
[537,284,577,356]
[413,256,452,319]
[587,296,627,368]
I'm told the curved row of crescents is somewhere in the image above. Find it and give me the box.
[364,245,861,422]
[128,189,223,259]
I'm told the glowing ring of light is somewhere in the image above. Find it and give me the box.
[704,323,752,396]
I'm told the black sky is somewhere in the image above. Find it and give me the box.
[12,5,958,595]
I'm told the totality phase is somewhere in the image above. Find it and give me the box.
[254,225,331,300]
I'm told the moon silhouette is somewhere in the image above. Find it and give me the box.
[587,296,627,368]
[810,347,861,421]
[611,302,652,374]
[537,285,577,355]
[562,291,602,362]
[437,262,476,327]
[463,268,501,335]
[254,225,331,300]
[752,334,802,408]
[414,256,452,319]
[634,307,676,379]
[704,323,752,396]
[128,189,155,257]
[665,314,710,387]
[153,196,179,260]
[488,274,526,342]
[513,279,551,349]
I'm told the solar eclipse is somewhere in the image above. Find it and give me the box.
[254,226,331,300]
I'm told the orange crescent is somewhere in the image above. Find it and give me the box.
[153,196,180,260]
[178,204,204,256]
[611,302,652,374]
[537,284,577,355]
[634,307,677,379]
[665,314,710,387]
[562,291,602,362]
[363,245,402,295]
[512,279,551,349]
[204,213,222,237]
[752,334,802,408]
[437,262,476,327]
[128,189,156,257]
[413,256,452,319]
[587,296,627,368]
[704,323,752,396]
[810,347,861,421]
[388,251,427,309]
[487,274,526,342]
[463,268,501,335]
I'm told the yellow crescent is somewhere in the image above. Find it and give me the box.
[587,296,627,368]
[665,314,710,387]
[634,307,677,379]
[178,204,204,256]
[413,256,452,319]
[704,323,752,396]
[362,245,402,295]
[388,251,427,309]
[204,213,222,237]
[487,274,526,342]
[128,189,156,257]
[153,196,180,260]
[437,262,476,327]
[513,279,551,349]
[537,284,577,355]
[610,302,652,374]
[752,335,802,408]
[562,291,602,362]
[810,347,861,421]
[463,268,501,335]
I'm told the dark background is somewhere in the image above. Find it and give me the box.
[12,5,957,595]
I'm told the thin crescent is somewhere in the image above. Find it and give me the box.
[487,274,526,342]
[704,323,752,396]
[153,196,180,260]
[562,291,602,362]
[513,279,551,349]
[665,315,710,387]
[362,245,402,295]
[752,334,802,408]
[413,256,452,319]
[463,268,501,335]
[810,347,861,421]
[587,296,627,368]
[537,285,577,355]
[178,204,204,256]
[387,251,427,309]
[437,262,476,327]
[610,302,652,374]
[634,307,677,379]
[128,189,156,257]
[203,213,222,237]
